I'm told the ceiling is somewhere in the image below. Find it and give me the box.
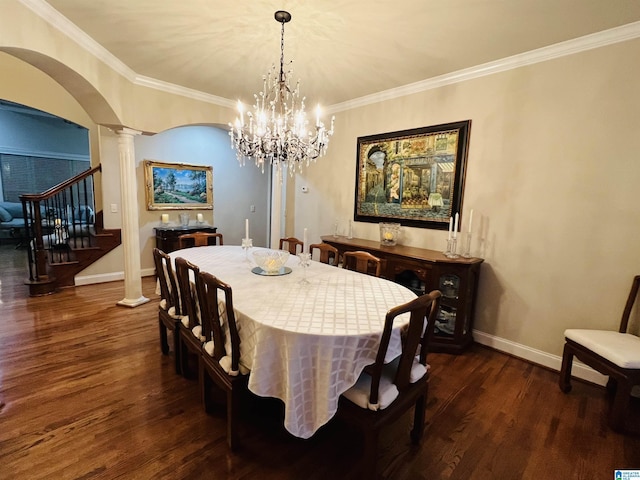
[35,1,640,109]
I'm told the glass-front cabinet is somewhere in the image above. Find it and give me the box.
[321,236,483,353]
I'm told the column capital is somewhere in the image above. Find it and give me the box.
[113,127,142,137]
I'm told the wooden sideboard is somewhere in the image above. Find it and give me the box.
[321,236,484,354]
[155,225,217,253]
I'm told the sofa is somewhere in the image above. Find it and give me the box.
[0,201,95,241]
[0,202,27,238]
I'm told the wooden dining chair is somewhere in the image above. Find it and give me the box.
[559,275,640,432]
[309,242,339,266]
[175,257,205,378]
[279,237,304,255]
[178,232,224,249]
[337,290,442,478]
[196,270,249,450]
[153,248,182,374]
[342,250,382,277]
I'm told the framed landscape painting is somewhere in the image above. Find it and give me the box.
[144,160,213,210]
[354,120,471,230]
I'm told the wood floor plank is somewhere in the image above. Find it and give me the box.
[0,244,638,479]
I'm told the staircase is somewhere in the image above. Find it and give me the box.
[19,165,121,296]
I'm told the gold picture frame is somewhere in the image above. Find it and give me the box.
[144,159,213,210]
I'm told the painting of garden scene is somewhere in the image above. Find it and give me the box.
[144,160,213,210]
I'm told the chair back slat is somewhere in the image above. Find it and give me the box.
[620,275,640,333]
[197,271,241,372]
[153,248,179,310]
[367,290,441,405]
[175,257,200,328]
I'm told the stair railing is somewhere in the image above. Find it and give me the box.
[19,165,102,284]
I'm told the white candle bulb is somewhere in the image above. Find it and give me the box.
[453,213,459,239]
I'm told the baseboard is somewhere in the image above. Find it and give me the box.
[473,330,608,387]
[75,267,156,286]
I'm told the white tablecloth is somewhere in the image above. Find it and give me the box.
[169,245,416,438]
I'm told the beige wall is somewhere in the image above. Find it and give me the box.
[2,0,639,365]
[294,38,640,358]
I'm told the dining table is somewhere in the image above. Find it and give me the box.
[168,245,417,439]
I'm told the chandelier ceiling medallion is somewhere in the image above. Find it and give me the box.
[229,10,334,176]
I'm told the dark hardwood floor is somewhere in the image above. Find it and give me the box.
[0,243,638,479]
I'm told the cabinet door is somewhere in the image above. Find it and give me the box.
[388,259,432,296]
[431,263,474,351]
[435,273,461,337]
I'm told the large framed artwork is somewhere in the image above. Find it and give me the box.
[144,160,213,210]
[354,120,471,230]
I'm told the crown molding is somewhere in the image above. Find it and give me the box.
[134,75,236,109]
[18,0,136,81]
[327,20,640,114]
[17,0,233,108]
[17,1,640,114]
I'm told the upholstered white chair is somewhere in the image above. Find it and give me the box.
[309,242,339,266]
[196,270,249,450]
[153,247,183,374]
[559,275,640,432]
[342,250,382,277]
[178,232,223,249]
[175,257,206,378]
[279,237,304,255]
[337,290,442,478]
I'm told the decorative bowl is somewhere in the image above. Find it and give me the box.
[252,249,290,274]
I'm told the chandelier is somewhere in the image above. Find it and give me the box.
[229,10,334,176]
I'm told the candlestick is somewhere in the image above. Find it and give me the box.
[468,209,474,234]
[298,252,312,285]
[303,228,308,254]
[453,213,459,239]
[245,218,249,240]
[446,237,459,259]
[462,233,472,258]
[241,237,253,262]
[448,217,453,241]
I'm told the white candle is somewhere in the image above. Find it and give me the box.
[161,214,169,224]
[303,228,308,253]
[196,213,204,223]
[453,213,459,239]
[448,217,453,241]
[468,209,474,234]
[245,218,249,240]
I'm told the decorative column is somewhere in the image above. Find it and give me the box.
[269,165,286,249]
[115,128,149,307]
